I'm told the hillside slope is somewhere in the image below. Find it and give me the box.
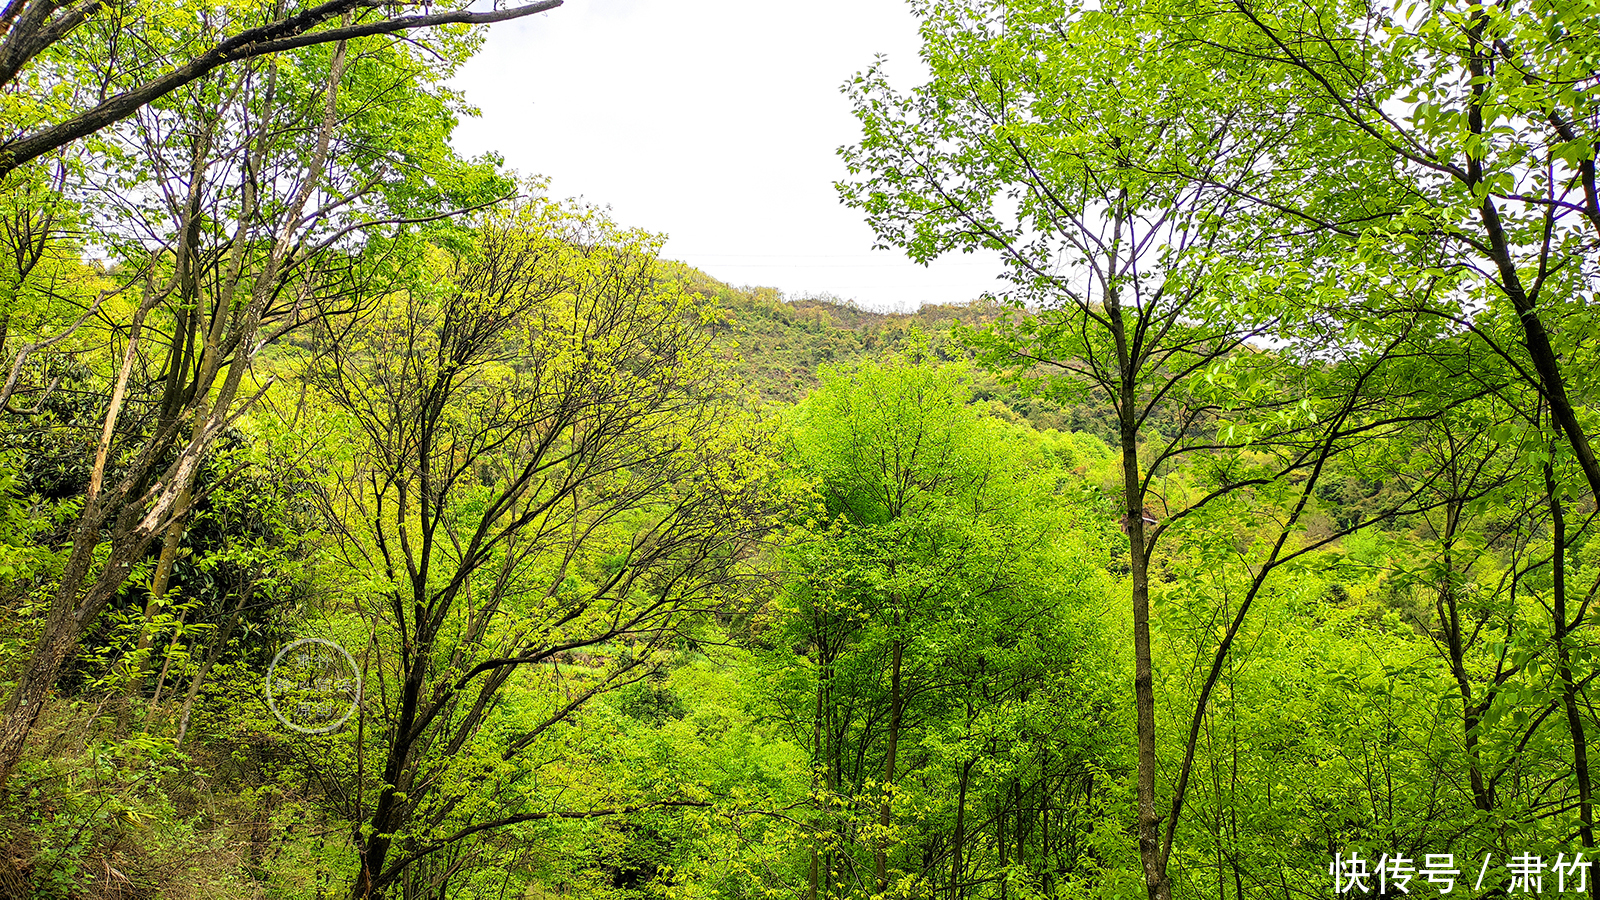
[672,265,1123,444]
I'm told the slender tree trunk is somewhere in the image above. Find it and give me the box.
[1547,461,1597,900]
[148,603,191,708]
[999,784,1010,900]
[117,508,188,733]
[826,642,840,899]
[0,582,87,780]
[1123,383,1165,900]
[1096,194,1168,900]
[951,757,973,900]
[1041,770,1053,893]
[1015,778,1027,876]
[810,626,829,900]
[1462,12,1600,507]
[1439,500,1495,813]
[175,585,251,749]
[877,627,903,894]
[354,647,426,899]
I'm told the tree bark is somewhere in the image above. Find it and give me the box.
[810,619,831,900]
[352,641,426,899]
[0,6,346,786]
[116,509,187,733]
[1114,320,1167,900]
[1546,460,1597,900]
[877,628,904,894]
[0,506,150,785]
[951,757,973,900]
[998,782,1010,900]
[1462,11,1600,508]
[174,585,250,750]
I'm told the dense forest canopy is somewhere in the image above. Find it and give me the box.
[0,0,1597,898]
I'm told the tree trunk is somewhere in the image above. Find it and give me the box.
[1123,382,1166,900]
[810,625,829,900]
[877,630,903,894]
[353,655,425,899]
[1015,778,1027,875]
[1547,461,1597,900]
[148,603,191,709]
[951,757,973,900]
[175,585,251,749]
[117,510,188,734]
[1462,12,1600,508]
[999,781,1010,900]
[0,598,81,781]
[0,509,141,785]
[1430,481,1497,813]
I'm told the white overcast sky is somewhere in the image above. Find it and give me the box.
[448,0,1007,312]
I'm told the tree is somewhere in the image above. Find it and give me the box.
[1154,0,1600,878]
[838,4,1465,897]
[782,349,1118,898]
[0,15,509,784]
[300,196,774,899]
[0,0,563,181]
[1159,0,1600,504]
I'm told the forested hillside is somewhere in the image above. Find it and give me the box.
[689,273,1129,442]
[2,1,1599,900]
